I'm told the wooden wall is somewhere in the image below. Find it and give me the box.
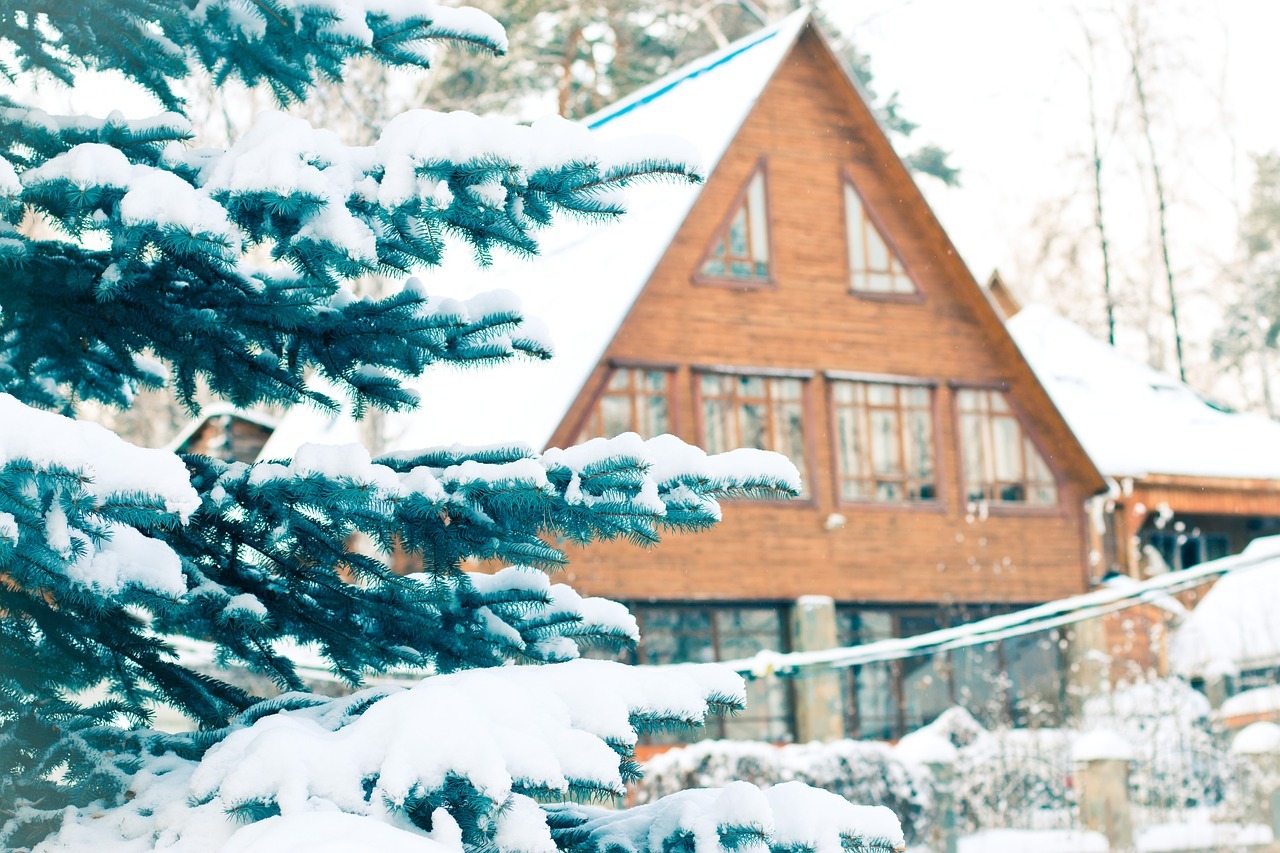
[546,28,1103,607]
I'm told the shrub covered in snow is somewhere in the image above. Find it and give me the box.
[637,739,933,846]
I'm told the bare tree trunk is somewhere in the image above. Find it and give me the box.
[1260,348,1276,419]
[1081,25,1118,345]
[557,26,583,117]
[1125,6,1187,381]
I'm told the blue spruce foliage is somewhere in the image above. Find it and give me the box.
[0,3,900,852]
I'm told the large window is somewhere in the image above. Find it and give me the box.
[575,367,672,443]
[698,371,808,496]
[831,379,936,503]
[630,605,793,742]
[956,388,1057,506]
[838,604,1066,739]
[699,166,771,283]
[844,179,916,295]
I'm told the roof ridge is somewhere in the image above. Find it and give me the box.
[585,8,810,132]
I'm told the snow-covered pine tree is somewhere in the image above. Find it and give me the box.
[0,3,901,851]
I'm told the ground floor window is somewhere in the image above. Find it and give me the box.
[838,604,1066,739]
[604,603,795,743]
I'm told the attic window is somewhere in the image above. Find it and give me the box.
[697,164,772,283]
[956,388,1057,506]
[844,179,917,296]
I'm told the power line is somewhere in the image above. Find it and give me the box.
[719,547,1278,677]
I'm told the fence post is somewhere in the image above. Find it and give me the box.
[898,732,959,853]
[1229,721,1280,830]
[925,759,959,853]
[1073,730,1134,851]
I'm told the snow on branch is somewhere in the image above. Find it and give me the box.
[0,394,197,607]
[31,661,764,852]
[0,1,506,111]
[165,434,799,684]
[547,782,905,853]
[0,109,697,413]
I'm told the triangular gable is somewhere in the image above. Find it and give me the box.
[792,23,1108,496]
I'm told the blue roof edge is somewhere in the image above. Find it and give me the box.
[586,11,809,131]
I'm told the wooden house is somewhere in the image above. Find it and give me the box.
[167,404,277,464]
[262,12,1110,742]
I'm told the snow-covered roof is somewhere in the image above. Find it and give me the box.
[165,403,280,453]
[1008,305,1280,480]
[262,11,810,459]
[1170,536,1280,678]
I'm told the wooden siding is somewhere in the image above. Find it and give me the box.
[547,27,1102,606]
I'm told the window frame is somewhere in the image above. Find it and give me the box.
[693,157,777,289]
[949,382,1065,515]
[628,602,796,742]
[569,360,678,444]
[692,365,816,505]
[837,602,1067,739]
[841,169,923,302]
[825,371,946,511]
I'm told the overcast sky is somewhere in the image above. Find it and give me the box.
[823,0,1280,361]
[25,1,1280,395]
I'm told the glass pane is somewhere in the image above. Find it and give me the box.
[961,412,986,498]
[643,395,669,438]
[854,662,896,740]
[608,368,631,391]
[833,381,856,405]
[907,410,934,477]
[952,643,1004,726]
[1025,437,1053,482]
[737,375,765,397]
[866,224,890,272]
[837,406,865,478]
[728,209,749,256]
[991,415,1022,481]
[779,405,807,490]
[725,678,789,741]
[701,373,727,396]
[989,392,1011,413]
[644,371,667,393]
[867,383,896,406]
[870,409,897,475]
[957,388,981,413]
[748,173,769,265]
[774,378,802,401]
[718,607,782,637]
[702,400,727,454]
[866,272,893,292]
[844,183,865,269]
[702,258,725,277]
[1004,633,1063,727]
[601,395,631,437]
[740,403,767,449]
[907,386,930,407]
[902,652,951,731]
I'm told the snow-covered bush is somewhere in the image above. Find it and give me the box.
[0,3,902,851]
[637,739,933,846]
[1082,678,1249,820]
